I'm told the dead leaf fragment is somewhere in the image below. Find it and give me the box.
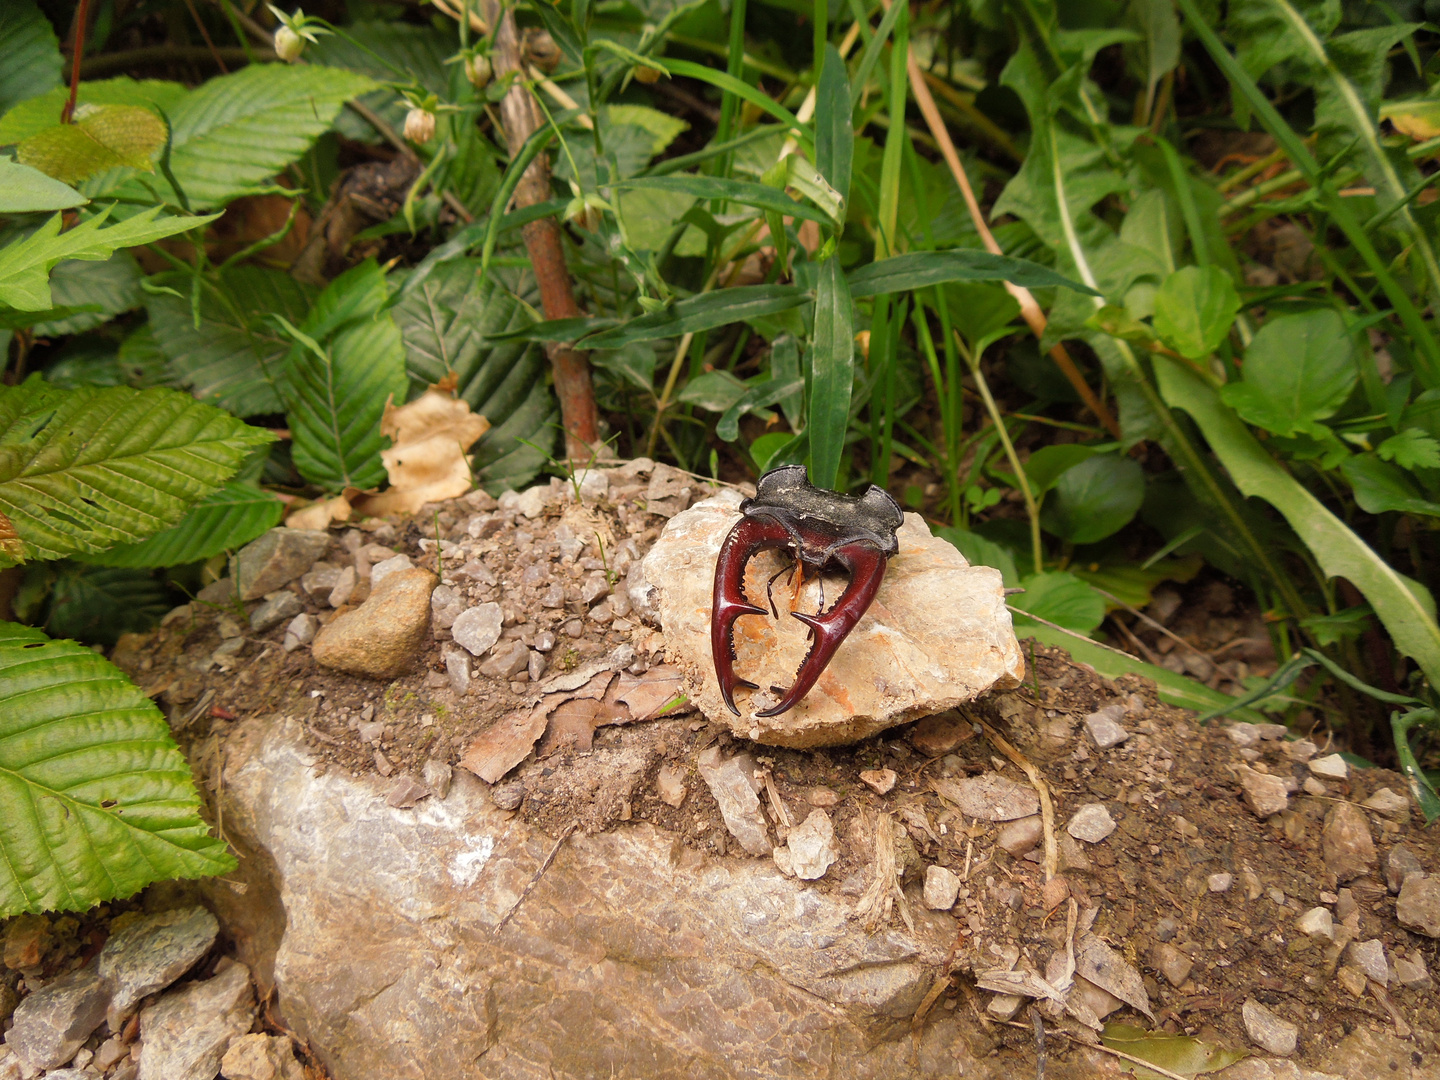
[286,492,354,530]
[615,664,689,720]
[0,511,25,563]
[354,383,490,516]
[460,704,551,783]
[1076,933,1154,1020]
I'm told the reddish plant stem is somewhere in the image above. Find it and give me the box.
[482,0,600,459]
[62,0,92,124]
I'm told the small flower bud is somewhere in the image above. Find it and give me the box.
[404,108,436,144]
[634,64,662,84]
[465,53,492,89]
[274,24,304,62]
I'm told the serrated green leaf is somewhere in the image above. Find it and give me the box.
[44,563,172,647]
[0,621,235,917]
[278,260,406,492]
[1152,265,1240,360]
[0,77,188,144]
[31,253,142,338]
[0,207,218,312]
[0,160,86,214]
[392,258,557,491]
[808,255,853,490]
[1377,428,1440,471]
[0,380,273,565]
[145,265,309,418]
[17,104,167,185]
[1010,570,1106,635]
[84,480,284,568]
[1220,309,1355,436]
[164,64,378,210]
[846,250,1097,298]
[0,1,62,119]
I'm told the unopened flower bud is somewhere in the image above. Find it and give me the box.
[465,53,492,89]
[404,108,436,144]
[274,24,304,62]
[634,64,661,84]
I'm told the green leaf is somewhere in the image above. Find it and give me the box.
[556,105,689,188]
[44,563,172,647]
[1041,454,1145,543]
[1151,265,1240,360]
[0,621,235,917]
[1023,444,1097,496]
[814,43,853,205]
[0,1,62,119]
[0,78,188,145]
[661,60,808,146]
[717,375,805,442]
[1010,571,1106,635]
[1219,309,1355,436]
[1299,605,1374,648]
[145,265,309,418]
[1159,361,1440,691]
[1377,428,1440,471]
[30,253,141,338]
[392,257,557,492]
[750,431,801,473]
[615,175,835,224]
[278,260,407,492]
[1101,1022,1246,1079]
[17,104,167,185]
[807,255,854,490]
[0,380,273,565]
[846,250,1097,298]
[1341,454,1440,518]
[164,64,378,210]
[936,526,1019,588]
[84,480,284,568]
[581,285,809,349]
[308,19,452,142]
[0,207,217,312]
[677,369,748,412]
[0,160,86,214]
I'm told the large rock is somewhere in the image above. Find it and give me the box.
[208,713,985,1080]
[2,962,109,1069]
[232,529,330,601]
[136,962,255,1080]
[639,493,1024,747]
[99,905,219,1029]
[312,567,436,679]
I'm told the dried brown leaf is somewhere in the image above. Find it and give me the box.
[0,510,25,564]
[354,384,490,517]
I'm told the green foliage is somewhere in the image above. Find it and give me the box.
[0,160,86,214]
[1151,266,1240,360]
[0,623,235,918]
[17,104,168,185]
[0,1,62,119]
[85,481,285,568]
[43,563,174,646]
[1041,454,1146,544]
[1219,310,1355,436]
[1010,571,1107,635]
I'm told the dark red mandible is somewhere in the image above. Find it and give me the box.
[710,464,904,718]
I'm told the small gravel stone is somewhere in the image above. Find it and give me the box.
[1336,888,1358,920]
[937,773,1038,821]
[385,775,430,809]
[534,630,557,653]
[1347,939,1389,984]
[1397,874,1440,938]
[452,603,504,657]
[479,640,530,679]
[1151,943,1193,988]
[923,865,961,910]
[370,554,414,588]
[1154,917,1178,942]
[249,592,303,632]
[1237,765,1289,818]
[282,613,318,653]
[312,568,435,679]
[1337,966,1368,997]
[575,469,609,504]
[787,810,839,880]
[430,584,464,630]
[996,815,1043,857]
[655,764,687,808]
[3,962,110,1070]
[442,643,471,696]
[1284,739,1318,761]
[804,787,840,807]
[513,485,553,519]
[1227,723,1261,748]
[908,714,972,756]
[1242,998,1297,1056]
[581,573,611,605]
[527,649,547,682]
[1386,845,1425,894]
[696,747,770,856]
[328,566,357,607]
[986,994,1024,1021]
[232,528,330,600]
[1208,873,1233,893]
[1302,777,1328,796]
[219,1033,304,1080]
[1084,707,1130,750]
[1295,907,1335,942]
[491,782,524,811]
[1322,801,1377,881]
[423,759,452,801]
[859,769,897,795]
[136,962,255,1080]
[300,563,340,597]
[1362,786,1411,819]
[1255,723,1288,740]
[1308,753,1348,779]
[1395,954,1433,989]
[1066,803,1116,843]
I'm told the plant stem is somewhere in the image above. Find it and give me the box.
[62,0,93,123]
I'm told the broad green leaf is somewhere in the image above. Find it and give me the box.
[936,526,1019,588]
[1122,0,1180,121]
[1151,265,1240,360]
[392,258,557,492]
[0,78,188,145]
[846,250,1097,298]
[1341,454,1440,518]
[1382,98,1440,142]
[581,285,809,349]
[814,43,853,205]
[84,481,285,568]
[1041,454,1145,543]
[615,176,835,224]
[0,621,235,917]
[750,431,801,473]
[146,266,309,418]
[31,253,141,338]
[1010,571,1106,635]
[0,1,62,119]
[164,64,378,210]
[1070,554,1205,611]
[557,105,689,188]
[278,260,407,492]
[807,256,853,490]
[1023,444,1097,496]
[1101,1022,1246,1078]
[0,207,218,312]
[617,186,706,255]
[44,564,172,647]
[0,380,273,566]
[0,160,86,214]
[17,104,167,185]
[677,369,748,412]
[1219,309,1355,436]
[1160,361,1440,690]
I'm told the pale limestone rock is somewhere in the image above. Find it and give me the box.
[1295,907,1334,942]
[1243,998,1297,1057]
[1346,939,1388,984]
[640,495,1024,747]
[695,746,770,855]
[1397,874,1440,938]
[1322,802,1376,882]
[220,1033,304,1080]
[1362,787,1410,819]
[786,810,839,880]
[312,567,435,679]
[99,905,218,1029]
[1238,765,1289,818]
[1083,707,1129,750]
[1308,754,1348,780]
[232,529,329,601]
[654,763,687,808]
[136,962,254,1080]
[1066,803,1116,843]
[922,866,960,910]
[451,603,503,657]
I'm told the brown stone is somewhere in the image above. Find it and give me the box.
[908,713,973,756]
[312,567,436,679]
[1321,802,1376,882]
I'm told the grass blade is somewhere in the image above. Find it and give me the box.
[808,255,854,489]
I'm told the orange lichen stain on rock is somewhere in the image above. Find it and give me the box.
[817,670,854,713]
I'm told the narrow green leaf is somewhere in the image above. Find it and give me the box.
[0,380,273,566]
[846,250,1097,298]
[662,59,809,145]
[807,255,853,490]
[83,481,285,568]
[1101,1022,1245,1078]
[614,176,834,224]
[814,43,853,204]
[0,621,235,917]
[581,285,810,349]
[1151,265,1240,360]
[0,160,86,214]
[1158,361,1440,688]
